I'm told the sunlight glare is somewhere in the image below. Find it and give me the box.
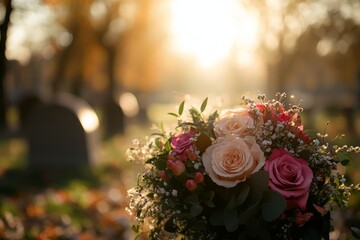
[78,108,100,133]
[119,92,139,117]
[169,0,259,68]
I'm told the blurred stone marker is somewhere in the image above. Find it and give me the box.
[25,93,99,169]
[103,99,125,138]
[17,94,42,132]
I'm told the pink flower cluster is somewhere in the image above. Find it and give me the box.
[264,149,313,210]
[257,103,311,143]
[166,131,204,191]
[256,104,313,210]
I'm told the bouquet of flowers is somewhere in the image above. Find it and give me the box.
[126,93,360,239]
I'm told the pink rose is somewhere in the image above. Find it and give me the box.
[264,149,313,210]
[213,107,261,138]
[171,131,196,153]
[202,135,265,188]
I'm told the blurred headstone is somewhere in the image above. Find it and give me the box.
[25,93,99,169]
[103,99,125,138]
[17,94,42,132]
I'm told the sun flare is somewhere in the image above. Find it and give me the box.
[169,0,260,68]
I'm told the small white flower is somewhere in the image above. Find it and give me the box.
[194,162,200,169]
[172,190,178,197]
[261,140,272,145]
[287,132,295,138]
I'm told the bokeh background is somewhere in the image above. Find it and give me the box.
[0,0,359,239]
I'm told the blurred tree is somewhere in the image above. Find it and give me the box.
[0,0,12,131]
[243,0,360,96]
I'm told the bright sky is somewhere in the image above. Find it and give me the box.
[169,0,260,69]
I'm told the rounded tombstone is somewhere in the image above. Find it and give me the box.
[17,93,43,133]
[25,93,99,169]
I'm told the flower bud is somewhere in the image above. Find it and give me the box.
[194,172,204,183]
[186,149,198,161]
[303,212,313,222]
[159,170,169,181]
[295,211,305,226]
[185,179,197,191]
[168,160,185,176]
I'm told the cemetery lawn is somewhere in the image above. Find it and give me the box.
[0,133,143,240]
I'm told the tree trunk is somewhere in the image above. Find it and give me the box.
[0,0,12,131]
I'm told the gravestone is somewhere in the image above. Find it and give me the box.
[103,99,125,138]
[25,93,99,169]
[17,94,42,132]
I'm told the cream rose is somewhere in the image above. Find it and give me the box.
[202,135,265,188]
[213,107,261,138]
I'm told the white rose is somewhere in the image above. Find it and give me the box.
[202,135,265,188]
[213,107,261,138]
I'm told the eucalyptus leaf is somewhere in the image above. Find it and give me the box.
[226,195,236,210]
[238,205,257,224]
[246,171,269,207]
[210,210,224,226]
[223,208,240,232]
[235,183,250,206]
[204,191,215,208]
[190,204,203,216]
[261,190,286,222]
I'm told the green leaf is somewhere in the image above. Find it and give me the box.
[351,227,360,239]
[223,208,240,232]
[168,112,179,117]
[190,204,203,216]
[132,224,140,233]
[235,183,250,206]
[226,195,236,210]
[185,194,199,204]
[178,100,185,115]
[154,158,167,170]
[245,171,269,207]
[200,97,208,112]
[204,191,215,208]
[302,227,322,240]
[209,210,224,226]
[261,190,286,222]
[238,205,257,224]
[167,199,176,208]
[145,157,156,164]
[337,152,352,166]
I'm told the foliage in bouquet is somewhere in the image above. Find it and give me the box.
[126,93,360,240]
